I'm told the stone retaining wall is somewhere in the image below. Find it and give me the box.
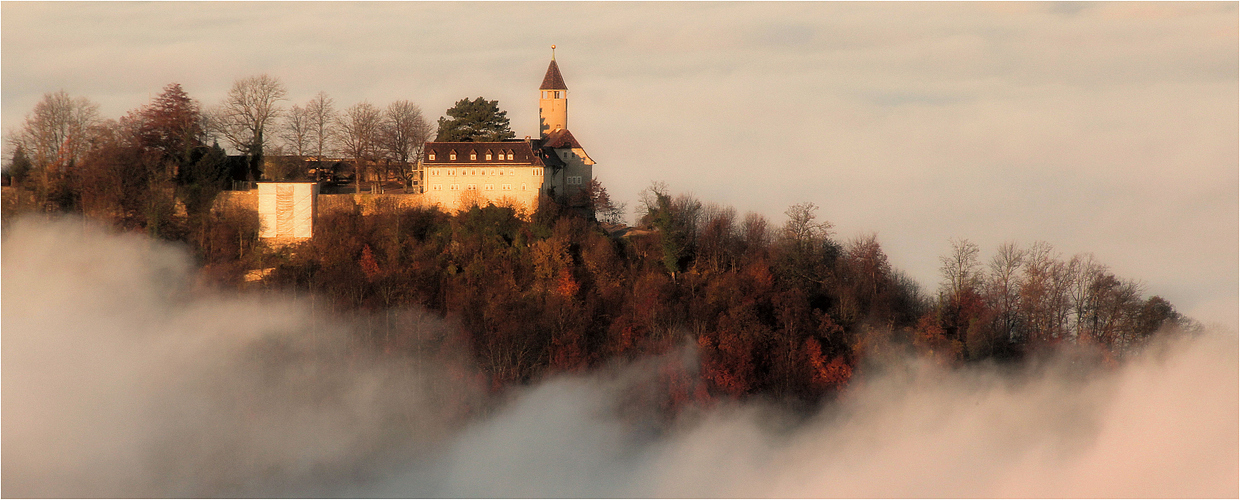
[212,190,426,216]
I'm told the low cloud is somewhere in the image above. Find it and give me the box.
[3,217,1236,497]
[1,217,482,497]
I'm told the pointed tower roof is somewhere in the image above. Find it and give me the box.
[540,59,568,90]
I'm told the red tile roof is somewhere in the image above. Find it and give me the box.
[542,128,582,149]
[423,141,544,166]
[540,60,568,90]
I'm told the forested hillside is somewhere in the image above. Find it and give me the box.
[2,82,1195,413]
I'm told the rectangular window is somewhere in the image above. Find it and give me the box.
[428,152,436,161]
[533,168,543,176]
[507,153,513,161]
[485,152,492,161]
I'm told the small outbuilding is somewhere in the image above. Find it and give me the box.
[257,182,318,240]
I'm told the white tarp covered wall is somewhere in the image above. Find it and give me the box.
[257,182,318,239]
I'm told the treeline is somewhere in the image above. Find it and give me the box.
[2,83,1193,411]
[3,78,433,213]
[926,238,1193,364]
[246,183,1189,409]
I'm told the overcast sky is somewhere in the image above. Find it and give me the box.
[3,2,1236,328]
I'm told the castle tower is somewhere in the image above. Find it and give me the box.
[539,45,568,138]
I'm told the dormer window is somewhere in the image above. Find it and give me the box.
[506,151,514,160]
[469,150,477,161]
[485,151,492,161]
[449,150,457,161]
[428,151,436,161]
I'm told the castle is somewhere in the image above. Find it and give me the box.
[254,50,593,241]
[420,49,595,213]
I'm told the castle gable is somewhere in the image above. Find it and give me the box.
[539,129,594,166]
[541,128,582,149]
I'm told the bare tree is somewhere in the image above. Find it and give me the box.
[280,103,312,156]
[696,202,738,272]
[9,90,100,173]
[939,238,981,303]
[212,74,287,181]
[781,201,833,255]
[337,101,382,192]
[306,92,336,160]
[987,241,1025,342]
[379,100,432,188]
[1066,253,1106,339]
[1019,241,1075,344]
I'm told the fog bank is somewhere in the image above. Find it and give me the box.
[3,217,1235,497]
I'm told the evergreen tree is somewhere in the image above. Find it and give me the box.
[434,97,515,142]
[7,146,33,185]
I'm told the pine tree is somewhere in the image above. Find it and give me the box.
[434,97,515,142]
[7,146,33,185]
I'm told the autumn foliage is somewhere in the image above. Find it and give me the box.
[3,84,1195,418]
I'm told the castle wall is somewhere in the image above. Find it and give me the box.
[213,190,426,218]
[423,164,544,214]
[548,148,593,203]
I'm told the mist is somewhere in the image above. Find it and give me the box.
[3,217,1236,497]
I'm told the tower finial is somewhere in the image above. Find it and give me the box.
[551,44,556,60]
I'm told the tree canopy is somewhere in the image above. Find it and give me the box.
[212,74,287,181]
[434,97,515,142]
